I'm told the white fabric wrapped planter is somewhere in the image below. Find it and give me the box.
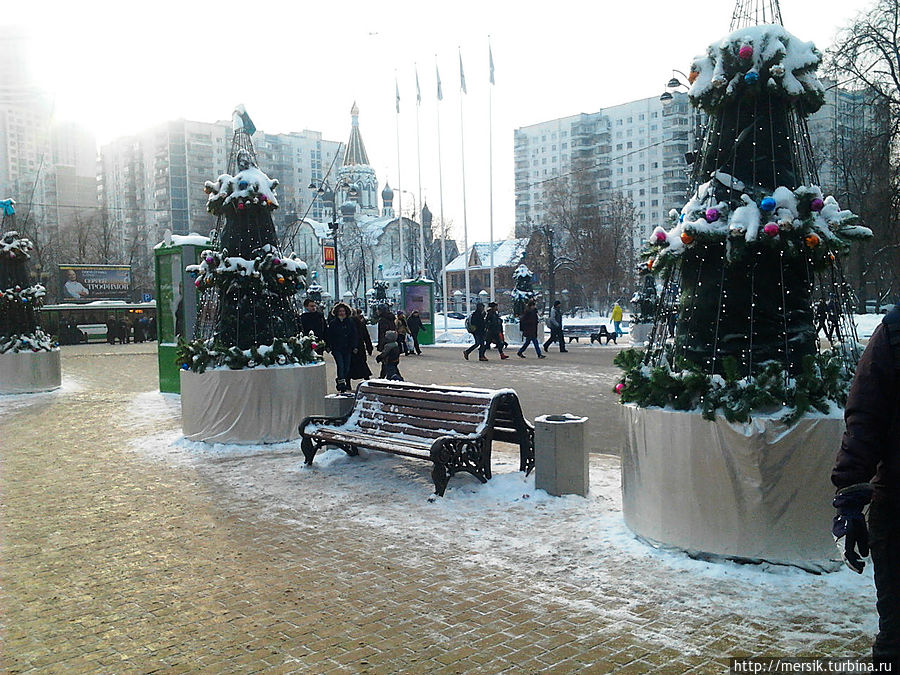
[0,350,61,394]
[629,323,652,347]
[181,362,326,444]
[620,404,843,572]
[504,321,544,345]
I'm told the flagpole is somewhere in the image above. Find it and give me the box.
[395,75,405,280]
[459,49,471,317]
[415,65,425,278]
[488,37,495,303]
[436,58,448,333]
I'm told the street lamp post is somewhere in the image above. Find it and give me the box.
[309,179,356,302]
[398,188,423,278]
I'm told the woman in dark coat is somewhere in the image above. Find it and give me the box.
[325,302,358,393]
[407,310,424,355]
[376,305,396,352]
[348,308,373,383]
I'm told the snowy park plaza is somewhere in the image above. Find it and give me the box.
[0,320,885,674]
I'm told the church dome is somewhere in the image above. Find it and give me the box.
[382,182,394,202]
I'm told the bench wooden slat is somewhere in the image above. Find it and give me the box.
[300,381,535,496]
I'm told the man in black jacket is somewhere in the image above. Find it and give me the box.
[463,303,487,361]
[831,301,900,670]
[300,298,327,352]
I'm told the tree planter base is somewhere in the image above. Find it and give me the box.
[621,404,843,572]
[629,323,652,347]
[181,362,326,444]
[505,322,544,345]
[0,350,61,394]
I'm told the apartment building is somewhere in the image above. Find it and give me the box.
[514,92,696,250]
[99,120,342,277]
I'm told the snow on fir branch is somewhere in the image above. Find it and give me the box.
[642,183,870,272]
[614,347,852,425]
[1,284,46,305]
[0,329,56,354]
[0,231,34,259]
[204,150,280,216]
[176,333,323,373]
[512,264,533,279]
[689,24,825,114]
[187,245,308,296]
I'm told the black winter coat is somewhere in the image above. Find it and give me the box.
[300,311,326,340]
[407,314,424,336]
[326,316,358,353]
[832,305,900,497]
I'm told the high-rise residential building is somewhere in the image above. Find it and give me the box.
[514,92,697,249]
[0,35,98,248]
[515,82,882,256]
[99,119,342,280]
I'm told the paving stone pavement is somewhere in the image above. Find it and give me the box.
[1,343,875,674]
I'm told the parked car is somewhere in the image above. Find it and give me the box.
[446,312,465,320]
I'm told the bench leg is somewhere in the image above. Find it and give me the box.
[301,437,318,465]
[432,463,450,497]
[520,427,536,476]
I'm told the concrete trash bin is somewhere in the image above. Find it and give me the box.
[534,413,589,497]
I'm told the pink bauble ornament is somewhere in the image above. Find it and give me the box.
[738,45,754,59]
[810,198,825,212]
[654,230,667,244]
[272,258,281,265]
[763,222,779,237]
[194,278,202,288]
[615,383,625,394]
[237,202,245,210]
[705,208,720,223]
[205,256,214,264]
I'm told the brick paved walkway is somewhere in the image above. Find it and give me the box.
[1,344,876,674]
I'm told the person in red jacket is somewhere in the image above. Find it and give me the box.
[831,301,900,670]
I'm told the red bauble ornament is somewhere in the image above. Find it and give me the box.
[738,45,754,59]
[763,222,779,237]
[680,232,694,245]
[615,383,625,394]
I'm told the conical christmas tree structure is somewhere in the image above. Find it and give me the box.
[0,200,54,354]
[511,264,535,317]
[617,11,872,423]
[177,114,317,372]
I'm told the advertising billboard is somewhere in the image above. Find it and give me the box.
[322,241,336,270]
[59,264,131,303]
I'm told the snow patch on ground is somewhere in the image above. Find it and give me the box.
[0,377,81,415]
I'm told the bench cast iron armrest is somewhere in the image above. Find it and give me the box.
[299,413,354,465]
[428,433,493,497]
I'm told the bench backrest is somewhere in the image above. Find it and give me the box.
[348,380,530,444]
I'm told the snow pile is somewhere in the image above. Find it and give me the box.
[689,24,825,114]
[204,150,280,216]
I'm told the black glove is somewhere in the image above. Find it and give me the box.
[832,484,873,574]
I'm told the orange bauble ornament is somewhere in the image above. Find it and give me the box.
[688,70,699,84]
[680,232,694,245]
[647,258,655,271]
[804,233,820,248]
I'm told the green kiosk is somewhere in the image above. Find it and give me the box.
[154,233,209,393]
[399,278,435,346]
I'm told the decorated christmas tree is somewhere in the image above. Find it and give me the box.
[0,200,54,354]
[617,14,872,423]
[511,264,535,317]
[177,113,316,372]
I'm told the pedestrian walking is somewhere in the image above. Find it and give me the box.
[348,308,373,383]
[815,299,830,340]
[117,317,131,344]
[516,300,546,359]
[106,316,117,345]
[485,302,509,360]
[612,301,624,337]
[831,300,900,671]
[543,301,567,353]
[407,310,424,355]
[395,310,410,356]
[301,298,327,354]
[376,330,403,380]
[376,305,396,353]
[463,303,487,361]
[325,302,358,393]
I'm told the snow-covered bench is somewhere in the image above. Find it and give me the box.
[298,380,535,496]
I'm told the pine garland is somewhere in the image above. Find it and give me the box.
[614,347,851,424]
[176,333,323,373]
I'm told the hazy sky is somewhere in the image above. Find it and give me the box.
[6,0,874,245]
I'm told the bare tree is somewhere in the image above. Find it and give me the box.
[827,0,900,303]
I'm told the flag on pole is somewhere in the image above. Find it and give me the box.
[395,78,400,113]
[436,62,443,101]
[415,66,421,105]
[459,51,467,94]
[489,42,495,85]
